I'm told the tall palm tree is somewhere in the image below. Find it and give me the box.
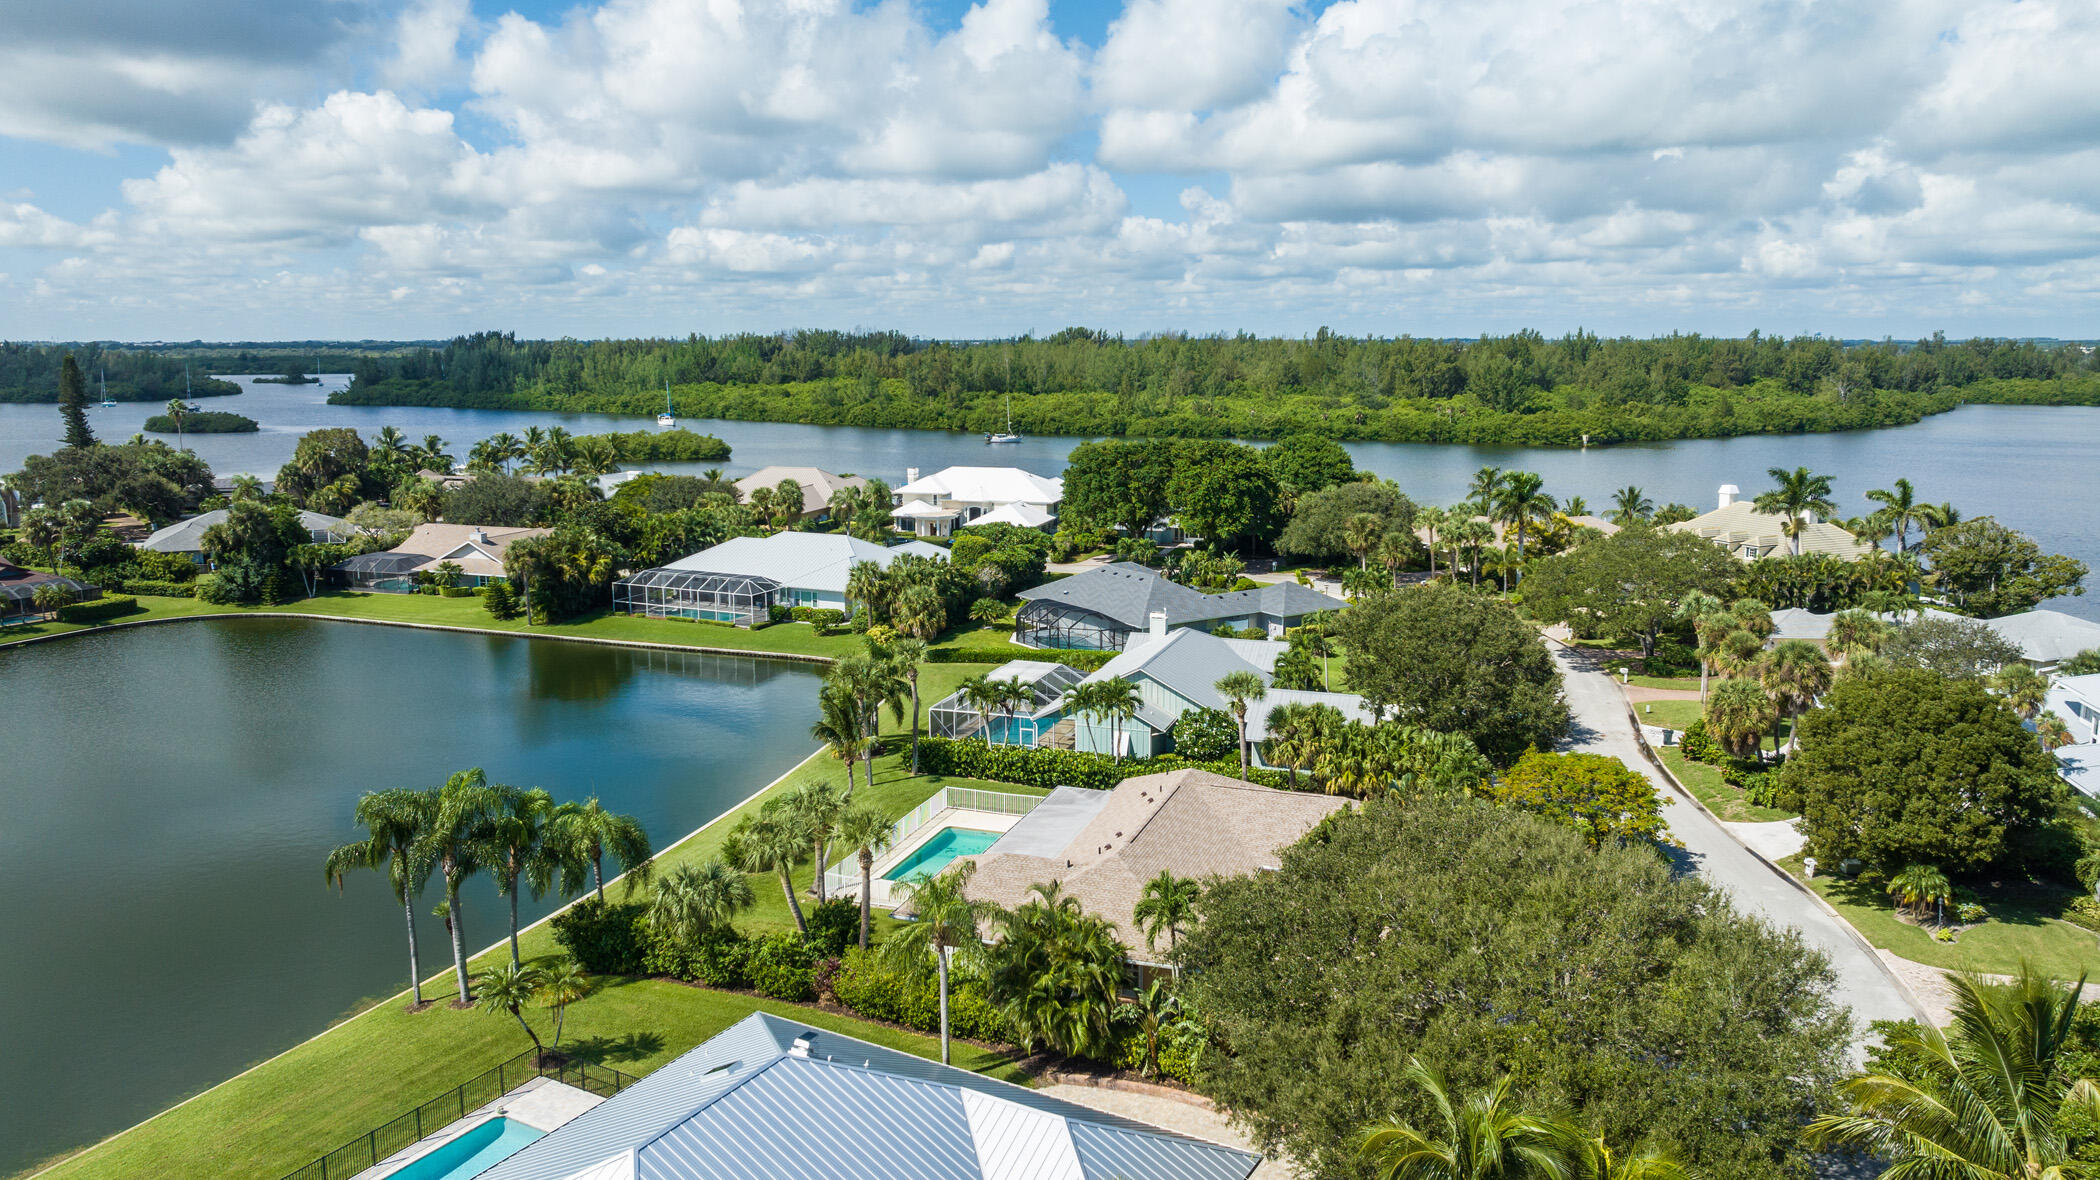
[834,804,895,950]
[786,778,850,903]
[1262,701,1315,786]
[372,425,411,469]
[229,473,264,503]
[894,583,947,641]
[1920,501,1963,536]
[537,957,592,1053]
[481,430,523,472]
[1344,512,1386,569]
[1727,598,1775,640]
[827,484,860,530]
[1675,591,1725,700]
[1453,518,1494,587]
[323,787,438,1006]
[1704,677,1775,759]
[884,638,930,772]
[416,433,455,472]
[845,559,891,623]
[475,960,546,1058]
[1096,677,1142,763]
[723,804,809,934]
[882,862,996,1064]
[478,784,566,968]
[1865,477,1922,552]
[1215,670,1268,776]
[1886,863,1952,925]
[1609,486,1653,526]
[1132,870,1201,955]
[552,797,653,904]
[1358,1058,1573,1180]
[414,768,496,1004]
[838,652,908,783]
[1989,663,2050,720]
[1752,466,1836,556]
[810,685,871,796]
[1489,471,1556,572]
[959,673,1005,745]
[1809,965,2100,1177]
[163,399,192,450]
[648,859,754,945]
[1417,505,1448,579]
[1760,639,1832,755]
[1467,466,1506,511]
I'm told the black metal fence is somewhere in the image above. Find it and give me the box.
[279,1050,637,1180]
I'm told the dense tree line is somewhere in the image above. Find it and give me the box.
[330,329,2100,446]
[0,343,241,402]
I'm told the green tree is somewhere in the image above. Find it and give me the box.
[1169,441,1280,552]
[163,399,193,450]
[648,859,754,944]
[1825,609,1887,658]
[1358,1061,1572,1180]
[834,804,895,950]
[275,427,371,508]
[58,354,96,448]
[1809,966,2100,1178]
[1519,525,1739,657]
[1990,662,2051,720]
[31,581,76,615]
[323,787,437,1006]
[1266,433,1358,501]
[1881,615,2024,679]
[882,862,998,1064]
[474,960,547,1058]
[983,880,1125,1060]
[537,957,592,1052]
[1703,677,1775,758]
[1334,584,1571,765]
[415,768,495,1003]
[1343,512,1387,569]
[1885,863,1951,924]
[1059,438,1179,538]
[1920,517,2088,617]
[883,637,930,773]
[810,685,872,796]
[479,784,565,968]
[1132,869,1201,955]
[1608,486,1652,527]
[2062,649,2100,677]
[1215,670,1268,776]
[1752,466,1836,557]
[723,802,810,935]
[1864,476,1923,552]
[1182,796,1848,1180]
[1488,750,1669,848]
[1759,639,1832,755]
[1785,667,2068,873]
[1487,471,1556,571]
[785,777,849,904]
[552,797,653,904]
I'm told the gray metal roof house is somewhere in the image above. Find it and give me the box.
[141,508,349,559]
[470,1012,1259,1180]
[1014,563,1344,650]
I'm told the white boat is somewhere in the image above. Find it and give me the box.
[657,378,675,428]
[99,368,115,407]
[985,392,1020,443]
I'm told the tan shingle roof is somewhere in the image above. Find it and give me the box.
[1666,502,1871,560]
[391,523,551,578]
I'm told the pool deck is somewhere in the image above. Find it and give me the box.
[348,1077,600,1180]
[833,806,1026,910]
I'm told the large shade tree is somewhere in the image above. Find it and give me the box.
[1519,525,1739,657]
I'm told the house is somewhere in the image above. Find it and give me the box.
[140,508,350,564]
[2045,673,2100,798]
[891,465,1063,538]
[330,523,550,590]
[470,1011,1259,1180]
[731,466,867,521]
[1667,484,1872,560]
[957,769,1347,973]
[931,625,1371,761]
[1,487,21,528]
[413,467,475,492]
[1014,562,1345,650]
[1982,610,2100,673]
[613,532,945,625]
[0,559,99,619]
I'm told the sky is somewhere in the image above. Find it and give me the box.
[2,0,2098,342]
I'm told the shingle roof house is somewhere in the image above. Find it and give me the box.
[955,770,1346,967]
[1666,485,1871,561]
[1014,562,1344,649]
[1984,609,2100,672]
[141,508,349,558]
[732,466,868,521]
[471,1011,1259,1180]
[331,522,551,588]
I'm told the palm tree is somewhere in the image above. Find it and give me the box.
[1809,965,2100,1177]
[1675,591,1724,700]
[1752,466,1836,556]
[882,862,996,1064]
[323,787,438,1006]
[1467,466,1506,511]
[479,784,565,968]
[1760,639,1832,755]
[475,960,547,1059]
[481,431,523,472]
[1096,677,1142,763]
[1130,978,1181,1079]
[372,425,411,469]
[1709,629,1765,682]
[414,768,495,1003]
[1609,486,1653,526]
[1704,678,1775,759]
[1825,609,1887,659]
[552,797,653,903]
[1262,701,1315,786]
[537,957,592,1053]
[229,473,264,503]
[894,582,946,641]
[1569,1138,1693,1180]
[959,673,1005,745]
[1344,512,1386,569]
[881,638,930,772]
[164,399,192,450]
[1417,505,1447,579]
[1215,670,1268,776]
[1489,471,1556,573]
[1562,496,1588,516]
[810,685,871,796]
[1921,501,1963,536]
[1359,1058,1573,1180]
[416,433,455,473]
[786,778,849,903]
[845,559,891,623]
[1452,518,1494,587]
[648,859,754,945]
[1865,477,1923,552]
[983,880,1124,1060]
[1727,598,1775,640]
[1886,863,1952,925]
[835,653,908,785]
[1990,663,2050,720]
[827,484,860,530]
[1132,870,1201,955]
[723,804,809,934]
[2039,711,2076,752]
[834,804,895,950]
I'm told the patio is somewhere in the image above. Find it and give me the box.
[346,1076,600,1180]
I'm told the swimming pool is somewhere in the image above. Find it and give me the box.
[384,1116,544,1180]
[881,827,1000,883]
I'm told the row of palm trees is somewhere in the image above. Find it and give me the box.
[323,771,652,1006]
[1683,593,1840,758]
[1359,1059,1692,1180]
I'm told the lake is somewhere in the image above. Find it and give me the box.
[0,618,822,1176]
[2,377,2095,620]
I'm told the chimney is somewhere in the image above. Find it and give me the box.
[1149,610,1168,637]
[471,528,489,545]
[905,467,920,484]
[1717,484,1740,509]
[789,1032,816,1058]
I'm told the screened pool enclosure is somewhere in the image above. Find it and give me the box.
[613,568,781,626]
[1012,600,1133,651]
[928,661,1086,745]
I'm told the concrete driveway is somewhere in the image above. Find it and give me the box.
[1550,643,1924,1039]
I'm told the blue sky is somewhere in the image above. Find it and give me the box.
[1,0,2096,341]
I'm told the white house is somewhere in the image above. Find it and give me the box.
[891,465,1062,538]
[612,531,944,624]
[2045,673,2100,798]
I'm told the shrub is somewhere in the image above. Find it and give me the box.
[2065,897,2100,934]
[57,594,141,623]
[804,898,858,958]
[925,647,1115,672]
[439,586,474,598]
[122,579,196,598]
[483,580,520,620]
[748,931,816,1001]
[645,926,753,988]
[915,736,1288,790]
[1109,1021,1200,1085]
[767,603,792,623]
[1646,639,1697,676]
[1676,718,1723,764]
[1956,902,1989,924]
[1932,927,1957,943]
[193,574,240,605]
[1169,708,1238,762]
[827,949,1012,1042]
[788,606,846,626]
[551,899,649,975]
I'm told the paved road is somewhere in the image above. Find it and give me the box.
[1551,644,1922,1038]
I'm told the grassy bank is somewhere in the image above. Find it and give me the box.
[17,598,1041,1180]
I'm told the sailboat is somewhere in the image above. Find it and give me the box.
[657,378,676,428]
[985,391,1020,444]
[99,368,115,407]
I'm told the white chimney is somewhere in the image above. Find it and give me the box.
[905,467,920,485]
[471,528,489,545]
[1717,484,1740,509]
[1149,610,1168,637]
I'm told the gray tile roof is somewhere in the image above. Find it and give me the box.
[140,508,348,553]
[473,1012,1256,1180]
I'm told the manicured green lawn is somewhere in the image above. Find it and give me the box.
[1626,674,1702,691]
[1780,854,2100,981]
[1636,698,1702,731]
[1656,746,1795,823]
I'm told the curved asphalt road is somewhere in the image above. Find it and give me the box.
[1550,643,1922,1040]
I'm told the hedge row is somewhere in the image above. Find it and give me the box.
[916,735,1290,791]
[925,646,1117,671]
[57,595,142,623]
[113,579,196,598]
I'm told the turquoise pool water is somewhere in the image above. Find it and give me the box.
[386,1117,544,1180]
[882,827,1000,883]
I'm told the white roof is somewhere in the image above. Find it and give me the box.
[896,466,1063,505]
[664,531,936,594]
[1985,610,2100,664]
[893,500,962,519]
[968,502,1056,529]
[2057,741,2100,798]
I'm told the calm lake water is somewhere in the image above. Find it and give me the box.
[0,618,821,1176]
[2,377,2094,619]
